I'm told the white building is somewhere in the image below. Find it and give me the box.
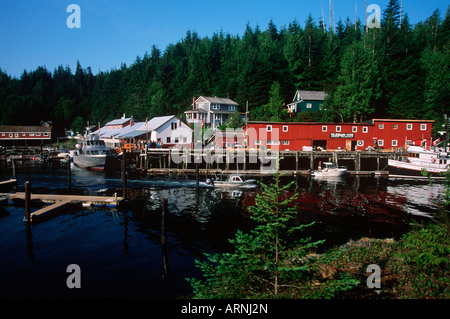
[135,115,192,148]
[97,115,192,149]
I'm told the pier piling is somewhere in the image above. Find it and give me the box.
[24,181,31,223]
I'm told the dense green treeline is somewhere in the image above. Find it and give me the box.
[0,0,449,137]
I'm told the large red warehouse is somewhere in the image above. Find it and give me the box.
[245,119,434,151]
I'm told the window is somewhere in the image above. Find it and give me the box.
[228,105,236,111]
[15,133,18,137]
[29,133,34,136]
[357,140,364,147]
[36,133,41,136]
[352,126,358,133]
[22,133,26,136]
[420,124,427,131]
[212,104,220,110]
[9,133,13,137]
[407,124,413,130]
[379,123,384,129]
[166,137,171,143]
[393,124,398,130]
[363,127,368,133]
[267,140,280,145]
[282,140,290,145]
[175,137,179,143]
[183,137,187,143]
[171,122,177,130]
[392,140,398,146]
[266,125,272,132]
[378,140,384,146]
[214,114,221,120]
[306,103,312,109]
[282,125,288,132]
[322,126,327,132]
[336,126,341,132]
[254,140,261,145]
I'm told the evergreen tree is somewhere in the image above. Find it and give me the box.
[253,81,287,121]
[327,42,378,122]
[187,174,359,298]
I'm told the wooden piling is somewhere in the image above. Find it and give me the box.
[24,181,31,223]
[310,151,315,171]
[121,150,127,200]
[67,162,72,188]
[12,158,17,180]
[196,162,199,190]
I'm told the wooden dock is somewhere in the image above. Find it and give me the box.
[129,149,394,174]
[0,179,17,191]
[139,168,389,177]
[2,192,123,224]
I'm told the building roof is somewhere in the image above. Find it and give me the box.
[296,90,327,101]
[198,96,238,105]
[105,117,133,126]
[136,115,176,132]
[0,126,52,133]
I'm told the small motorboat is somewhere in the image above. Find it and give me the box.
[205,174,257,188]
[312,162,347,177]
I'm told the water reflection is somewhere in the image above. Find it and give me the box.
[0,162,446,298]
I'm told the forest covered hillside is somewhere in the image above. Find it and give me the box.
[0,0,449,137]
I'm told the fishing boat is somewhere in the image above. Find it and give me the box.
[72,132,113,171]
[312,162,348,177]
[204,174,257,188]
[388,145,450,176]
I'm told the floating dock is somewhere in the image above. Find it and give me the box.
[0,179,17,191]
[2,192,123,224]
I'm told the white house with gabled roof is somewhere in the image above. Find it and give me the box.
[97,115,192,149]
[135,115,192,147]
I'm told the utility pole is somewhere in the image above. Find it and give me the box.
[445,114,449,152]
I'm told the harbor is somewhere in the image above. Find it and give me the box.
[0,158,445,298]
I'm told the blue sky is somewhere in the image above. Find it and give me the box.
[0,0,448,78]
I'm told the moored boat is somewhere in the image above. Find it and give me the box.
[312,162,348,177]
[72,132,113,171]
[388,146,450,176]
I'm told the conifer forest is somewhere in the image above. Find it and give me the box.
[0,0,449,138]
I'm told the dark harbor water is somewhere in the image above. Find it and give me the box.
[0,162,445,299]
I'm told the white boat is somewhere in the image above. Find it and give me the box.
[72,132,113,171]
[204,174,257,188]
[312,162,347,177]
[388,145,450,176]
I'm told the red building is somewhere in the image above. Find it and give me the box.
[0,125,52,146]
[245,119,434,151]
